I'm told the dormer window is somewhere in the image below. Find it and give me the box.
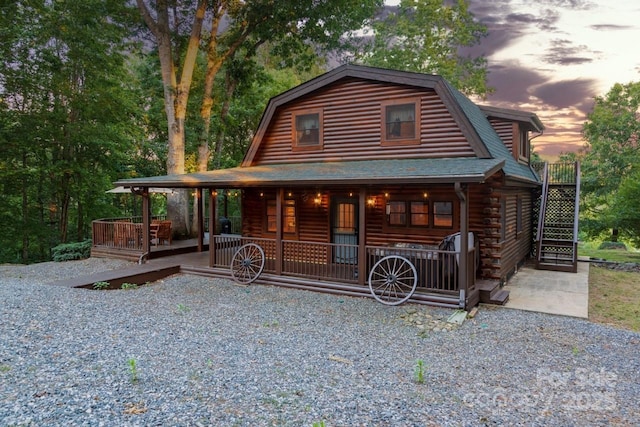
[293,109,323,151]
[518,128,529,162]
[381,98,420,145]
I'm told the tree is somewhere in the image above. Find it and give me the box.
[581,81,640,242]
[136,0,383,236]
[354,0,490,97]
[0,0,140,262]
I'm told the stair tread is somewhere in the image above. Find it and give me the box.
[490,289,509,305]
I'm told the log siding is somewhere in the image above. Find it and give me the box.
[252,79,474,164]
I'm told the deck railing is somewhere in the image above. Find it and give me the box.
[92,220,144,251]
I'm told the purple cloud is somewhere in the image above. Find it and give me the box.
[531,79,598,112]
[543,39,596,65]
[485,62,550,104]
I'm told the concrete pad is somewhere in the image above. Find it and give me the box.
[502,261,589,318]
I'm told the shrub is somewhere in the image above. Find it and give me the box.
[93,281,110,290]
[598,241,627,251]
[51,239,92,262]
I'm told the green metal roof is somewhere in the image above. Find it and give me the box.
[115,157,505,189]
[446,82,540,183]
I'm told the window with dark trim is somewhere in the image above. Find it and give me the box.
[433,201,453,228]
[384,199,451,229]
[516,196,523,234]
[266,199,297,233]
[410,201,429,226]
[387,201,406,226]
[500,196,507,242]
[518,129,529,161]
[292,110,323,150]
[381,98,420,145]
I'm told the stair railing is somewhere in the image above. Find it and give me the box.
[536,162,550,264]
[571,161,581,271]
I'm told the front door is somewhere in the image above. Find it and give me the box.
[331,199,358,263]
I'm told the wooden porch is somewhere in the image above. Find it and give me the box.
[89,230,478,308]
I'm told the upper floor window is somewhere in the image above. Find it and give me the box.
[293,109,323,150]
[518,127,529,162]
[381,98,420,145]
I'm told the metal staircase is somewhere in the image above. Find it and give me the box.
[535,162,580,273]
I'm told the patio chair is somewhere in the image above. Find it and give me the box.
[151,220,172,246]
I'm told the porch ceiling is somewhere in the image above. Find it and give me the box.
[114,157,505,189]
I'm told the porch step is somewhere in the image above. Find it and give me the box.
[477,280,509,305]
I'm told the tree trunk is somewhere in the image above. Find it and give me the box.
[21,151,29,263]
[137,0,207,237]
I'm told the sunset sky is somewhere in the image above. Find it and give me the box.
[387,0,640,159]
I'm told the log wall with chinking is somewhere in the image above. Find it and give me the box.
[498,186,533,281]
[251,78,475,165]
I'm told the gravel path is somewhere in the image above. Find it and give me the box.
[1,259,638,426]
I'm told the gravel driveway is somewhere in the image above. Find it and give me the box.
[1,258,638,426]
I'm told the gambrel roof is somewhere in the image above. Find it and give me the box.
[116,64,541,189]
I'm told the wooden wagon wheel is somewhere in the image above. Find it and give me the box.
[368,255,418,305]
[230,243,265,285]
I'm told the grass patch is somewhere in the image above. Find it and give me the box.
[578,242,640,263]
[589,266,640,332]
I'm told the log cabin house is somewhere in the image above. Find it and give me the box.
[107,64,580,309]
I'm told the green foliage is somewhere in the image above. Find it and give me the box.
[176,303,190,314]
[414,359,426,384]
[312,422,326,427]
[0,0,142,263]
[93,281,110,290]
[581,81,640,244]
[121,282,138,290]
[355,0,490,97]
[51,240,92,262]
[127,358,138,383]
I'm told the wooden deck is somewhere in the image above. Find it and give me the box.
[91,236,208,262]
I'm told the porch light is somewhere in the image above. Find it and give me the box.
[314,193,322,207]
[384,192,389,198]
[423,192,429,199]
[367,196,377,208]
[259,192,264,197]
[288,191,293,197]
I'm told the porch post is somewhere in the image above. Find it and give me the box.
[358,187,366,286]
[141,187,151,258]
[455,182,468,309]
[196,188,204,252]
[209,189,217,268]
[275,188,284,275]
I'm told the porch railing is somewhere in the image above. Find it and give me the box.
[283,240,359,283]
[366,245,475,294]
[211,235,475,293]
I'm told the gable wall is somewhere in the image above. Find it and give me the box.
[489,118,515,157]
[252,78,475,165]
